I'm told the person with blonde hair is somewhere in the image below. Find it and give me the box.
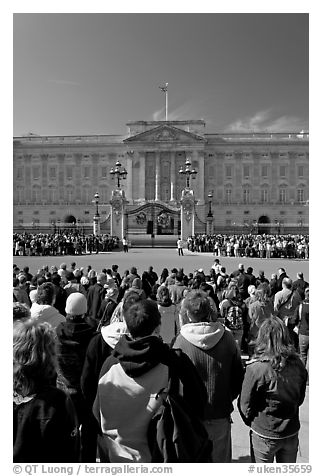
[13,320,79,462]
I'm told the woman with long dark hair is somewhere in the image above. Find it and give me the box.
[238,316,307,463]
[13,320,79,462]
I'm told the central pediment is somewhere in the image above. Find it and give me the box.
[124,124,206,144]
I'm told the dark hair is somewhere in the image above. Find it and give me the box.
[124,300,161,338]
[181,290,211,323]
[122,291,145,314]
[200,282,217,302]
[37,277,46,287]
[13,278,19,287]
[35,282,55,305]
[254,316,296,373]
[51,273,61,286]
[112,265,118,271]
[156,286,172,306]
[13,321,57,396]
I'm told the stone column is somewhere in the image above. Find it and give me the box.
[57,154,65,203]
[197,150,205,204]
[138,151,146,202]
[74,154,82,202]
[126,154,133,203]
[170,151,176,202]
[24,154,32,203]
[155,151,161,201]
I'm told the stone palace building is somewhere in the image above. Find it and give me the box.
[13,119,309,242]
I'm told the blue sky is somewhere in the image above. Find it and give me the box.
[13,12,309,136]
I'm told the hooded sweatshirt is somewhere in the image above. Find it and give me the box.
[30,303,65,330]
[174,321,244,420]
[93,334,206,463]
[81,321,128,408]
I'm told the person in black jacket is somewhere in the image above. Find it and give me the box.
[86,272,107,328]
[13,320,79,462]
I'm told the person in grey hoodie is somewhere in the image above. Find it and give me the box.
[173,289,244,463]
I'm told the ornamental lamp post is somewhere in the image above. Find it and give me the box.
[93,192,100,236]
[110,159,128,188]
[179,157,197,189]
[207,190,213,218]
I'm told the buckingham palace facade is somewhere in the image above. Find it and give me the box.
[13,119,309,238]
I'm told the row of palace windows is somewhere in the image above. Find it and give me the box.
[15,163,308,182]
[223,188,306,204]
[15,165,112,181]
[14,185,306,205]
[208,164,307,179]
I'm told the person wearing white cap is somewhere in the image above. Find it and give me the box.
[56,292,96,449]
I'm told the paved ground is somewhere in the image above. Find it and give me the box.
[231,385,309,463]
[13,248,309,280]
[13,249,310,463]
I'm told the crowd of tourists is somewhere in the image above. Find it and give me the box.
[13,231,120,256]
[13,258,309,464]
[187,233,309,259]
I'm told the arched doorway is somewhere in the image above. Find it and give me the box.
[64,215,76,224]
[257,215,271,234]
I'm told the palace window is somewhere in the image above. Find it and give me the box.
[261,188,269,203]
[279,187,287,203]
[82,187,91,204]
[225,165,232,179]
[261,165,268,178]
[84,166,90,179]
[32,166,40,180]
[32,185,41,202]
[101,166,107,178]
[243,165,250,179]
[225,188,232,204]
[65,186,74,203]
[16,167,23,180]
[66,166,73,180]
[49,167,56,179]
[243,187,251,204]
[280,165,287,178]
[298,165,304,178]
[297,188,305,203]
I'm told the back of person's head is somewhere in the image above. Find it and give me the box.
[181,290,211,323]
[282,277,292,289]
[60,263,67,270]
[254,316,293,372]
[35,282,55,306]
[23,266,29,273]
[132,278,142,289]
[124,300,161,339]
[13,278,19,287]
[130,266,137,275]
[156,285,172,305]
[18,275,26,285]
[175,273,183,283]
[13,302,31,322]
[37,277,46,287]
[297,272,304,279]
[112,264,118,271]
[13,320,57,397]
[51,273,61,286]
[97,272,107,284]
[246,267,253,274]
[123,291,145,315]
[258,270,264,277]
[278,268,286,275]
[65,292,87,319]
[199,282,213,294]
[65,271,75,282]
[254,288,269,303]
